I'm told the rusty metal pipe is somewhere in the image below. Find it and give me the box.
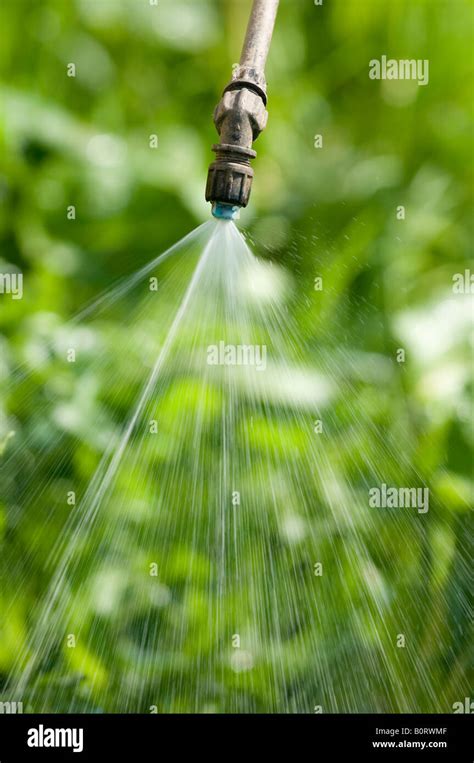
[205,0,279,218]
[240,0,279,77]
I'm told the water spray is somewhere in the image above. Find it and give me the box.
[206,0,279,220]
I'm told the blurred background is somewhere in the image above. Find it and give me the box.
[0,0,472,712]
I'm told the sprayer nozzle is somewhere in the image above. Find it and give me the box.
[205,143,256,212]
[206,86,266,214]
[205,1,278,215]
[211,202,241,220]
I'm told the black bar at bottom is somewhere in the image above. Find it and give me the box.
[0,713,471,760]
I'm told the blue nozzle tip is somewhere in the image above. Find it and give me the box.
[211,202,241,220]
